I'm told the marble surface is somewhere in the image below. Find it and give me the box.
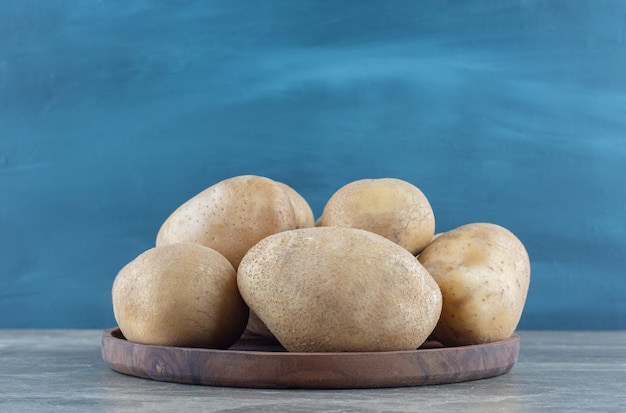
[1,330,624,412]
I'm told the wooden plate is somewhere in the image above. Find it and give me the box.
[101,327,519,389]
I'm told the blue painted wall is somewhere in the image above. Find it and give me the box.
[1,1,625,329]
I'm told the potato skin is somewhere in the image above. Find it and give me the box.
[237,227,442,352]
[242,182,313,338]
[275,181,315,229]
[156,175,297,269]
[112,243,248,349]
[418,223,530,346]
[318,178,435,255]
[245,310,275,338]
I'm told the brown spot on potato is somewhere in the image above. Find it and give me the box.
[462,247,487,267]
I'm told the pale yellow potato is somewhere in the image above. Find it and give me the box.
[112,243,248,349]
[318,178,435,254]
[156,175,297,269]
[237,226,442,352]
[418,223,530,346]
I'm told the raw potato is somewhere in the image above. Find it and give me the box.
[237,226,442,352]
[318,178,435,255]
[418,223,530,346]
[251,180,315,337]
[245,311,275,338]
[112,243,248,348]
[276,181,315,229]
[156,175,297,269]
[243,181,310,338]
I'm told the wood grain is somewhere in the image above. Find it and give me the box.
[101,328,519,389]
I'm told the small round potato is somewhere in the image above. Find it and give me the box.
[418,223,530,346]
[318,178,435,254]
[112,243,248,349]
[237,227,442,352]
[156,175,297,269]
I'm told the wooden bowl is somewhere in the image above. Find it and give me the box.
[101,327,519,389]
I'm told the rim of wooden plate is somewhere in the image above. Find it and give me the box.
[101,327,519,389]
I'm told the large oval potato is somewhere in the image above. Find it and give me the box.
[318,178,435,254]
[418,223,530,346]
[112,243,248,349]
[237,227,442,352]
[156,175,297,269]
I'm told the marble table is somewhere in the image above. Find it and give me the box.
[1,330,624,412]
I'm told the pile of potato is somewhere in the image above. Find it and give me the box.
[112,175,530,351]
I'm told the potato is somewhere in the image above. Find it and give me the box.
[418,223,530,346]
[318,178,435,254]
[253,180,315,337]
[275,181,315,229]
[245,310,275,338]
[112,243,248,348]
[156,175,297,269]
[237,226,442,352]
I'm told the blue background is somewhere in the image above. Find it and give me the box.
[1,1,625,329]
